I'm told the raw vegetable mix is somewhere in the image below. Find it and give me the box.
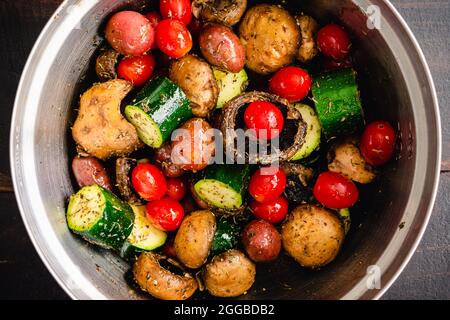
[66,0,397,300]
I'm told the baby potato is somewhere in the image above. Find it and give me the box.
[281,204,345,268]
[242,220,281,263]
[239,4,300,74]
[199,24,245,73]
[203,249,256,297]
[169,54,219,117]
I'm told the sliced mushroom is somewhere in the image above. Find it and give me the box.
[295,15,319,63]
[133,252,198,300]
[192,0,247,27]
[220,92,307,164]
[280,162,314,187]
[328,137,376,184]
[115,158,143,204]
[95,48,120,82]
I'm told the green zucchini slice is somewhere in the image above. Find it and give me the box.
[125,76,192,148]
[213,67,248,108]
[67,185,134,250]
[312,68,364,140]
[120,205,167,259]
[290,103,322,161]
[194,164,250,210]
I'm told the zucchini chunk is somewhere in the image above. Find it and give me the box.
[67,185,134,250]
[213,67,248,108]
[120,205,167,259]
[290,103,321,160]
[210,219,241,256]
[194,164,250,210]
[125,76,192,148]
[312,68,364,140]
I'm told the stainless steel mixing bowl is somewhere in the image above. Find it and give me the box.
[10,0,441,299]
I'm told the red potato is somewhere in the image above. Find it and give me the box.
[153,142,185,178]
[199,24,245,73]
[105,11,154,56]
[171,118,215,172]
[241,220,281,263]
[72,156,112,191]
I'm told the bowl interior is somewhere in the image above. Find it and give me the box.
[12,0,440,299]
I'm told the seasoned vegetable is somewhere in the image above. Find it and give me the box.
[120,205,167,259]
[281,204,344,268]
[249,196,288,224]
[203,249,256,297]
[249,166,286,204]
[220,92,307,164]
[239,4,299,74]
[194,164,250,211]
[338,208,351,234]
[312,68,364,139]
[313,171,359,209]
[131,163,167,201]
[280,162,314,187]
[317,24,351,61]
[105,11,155,56]
[169,55,219,117]
[199,24,245,73]
[174,210,216,269]
[328,137,376,184]
[290,104,322,161]
[213,67,248,108]
[66,185,134,250]
[115,158,142,205]
[295,15,319,63]
[156,19,193,59]
[192,0,247,27]
[146,197,185,232]
[95,48,119,82]
[117,55,155,87]
[166,177,187,201]
[72,156,112,191]
[160,0,192,26]
[72,79,143,160]
[133,252,198,300]
[244,101,284,140]
[125,76,192,148]
[242,220,281,262]
[269,66,312,103]
[171,118,216,172]
[153,142,185,178]
[360,121,397,166]
[210,219,240,255]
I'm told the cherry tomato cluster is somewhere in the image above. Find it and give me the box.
[131,162,187,232]
[248,167,288,224]
[106,0,194,87]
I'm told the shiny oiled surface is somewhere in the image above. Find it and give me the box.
[2,0,447,299]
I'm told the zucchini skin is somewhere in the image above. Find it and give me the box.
[312,68,364,139]
[210,219,241,256]
[291,103,322,161]
[194,164,251,209]
[126,76,192,146]
[67,185,134,251]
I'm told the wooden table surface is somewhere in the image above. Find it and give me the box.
[0,0,449,300]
